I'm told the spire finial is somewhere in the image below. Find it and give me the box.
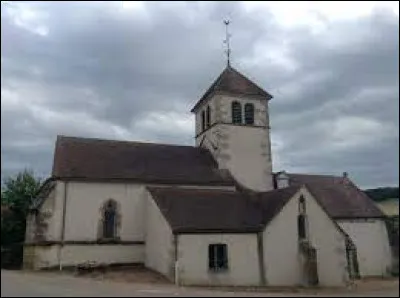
[223,19,231,67]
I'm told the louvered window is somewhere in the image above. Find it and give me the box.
[244,103,254,125]
[231,102,242,124]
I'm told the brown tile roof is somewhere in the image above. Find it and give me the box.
[285,173,385,219]
[52,136,235,186]
[147,186,300,234]
[191,65,273,113]
[254,186,303,226]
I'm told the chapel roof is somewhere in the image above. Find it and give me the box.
[282,173,385,219]
[147,186,300,234]
[190,65,273,113]
[51,135,235,186]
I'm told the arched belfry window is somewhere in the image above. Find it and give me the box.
[201,110,206,131]
[231,101,242,124]
[99,199,120,240]
[244,103,255,125]
[206,106,211,127]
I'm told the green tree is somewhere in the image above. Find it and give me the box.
[1,170,42,268]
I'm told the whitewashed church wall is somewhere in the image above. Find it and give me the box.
[262,190,301,286]
[301,188,349,286]
[263,187,348,287]
[176,233,260,286]
[25,244,144,269]
[60,244,144,267]
[64,182,147,242]
[338,219,392,277]
[144,190,175,281]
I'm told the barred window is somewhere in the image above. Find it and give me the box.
[244,103,254,125]
[231,101,242,124]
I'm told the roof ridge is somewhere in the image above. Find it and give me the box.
[57,135,197,149]
[286,172,344,179]
[147,186,239,194]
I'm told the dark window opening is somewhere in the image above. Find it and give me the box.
[103,200,117,239]
[208,244,228,271]
[206,106,211,128]
[231,102,242,124]
[201,110,206,131]
[298,214,306,240]
[244,103,254,125]
[299,195,306,214]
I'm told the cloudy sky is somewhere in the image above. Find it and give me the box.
[1,1,399,189]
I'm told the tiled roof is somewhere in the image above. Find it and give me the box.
[191,65,273,112]
[52,136,235,186]
[147,186,300,233]
[285,173,385,219]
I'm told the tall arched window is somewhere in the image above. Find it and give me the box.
[244,103,254,125]
[298,196,307,240]
[201,110,206,131]
[231,101,242,124]
[102,199,117,239]
[206,106,211,127]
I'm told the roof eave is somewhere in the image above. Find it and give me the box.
[190,91,273,114]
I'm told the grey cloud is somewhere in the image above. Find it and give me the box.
[1,1,398,188]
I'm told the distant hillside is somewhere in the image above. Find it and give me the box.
[364,187,399,202]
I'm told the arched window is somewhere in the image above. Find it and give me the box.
[244,103,254,125]
[201,110,206,131]
[102,200,117,239]
[206,106,211,127]
[231,101,242,124]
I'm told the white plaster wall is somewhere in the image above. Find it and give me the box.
[177,234,260,286]
[263,191,301,286]
[221,124,273,192]
[64,182,147,242]
[28,244,144,269]
[338,219,392,277]
[144,191,175,280]
[60,245,144,266]
[263,188,348,287]
[302,188,349,286]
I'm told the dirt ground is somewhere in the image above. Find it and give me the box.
[48,265,399,295]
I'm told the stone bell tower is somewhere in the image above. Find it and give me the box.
[190,65,274,192]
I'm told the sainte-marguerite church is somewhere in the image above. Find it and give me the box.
[23,55,392,287]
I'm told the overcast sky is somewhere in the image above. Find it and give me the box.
[1,1,399,189]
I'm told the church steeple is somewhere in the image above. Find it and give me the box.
[190,22,274,192]
[191,65,273,113]
[191,68,274,191]
[223,20,231,67]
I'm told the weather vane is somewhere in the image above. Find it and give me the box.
[223,19,231,67]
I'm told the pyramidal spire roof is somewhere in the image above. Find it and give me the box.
[191,65,273,113]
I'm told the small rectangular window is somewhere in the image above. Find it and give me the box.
[208,244,228,271]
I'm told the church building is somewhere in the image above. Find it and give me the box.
[23,64,392,287]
